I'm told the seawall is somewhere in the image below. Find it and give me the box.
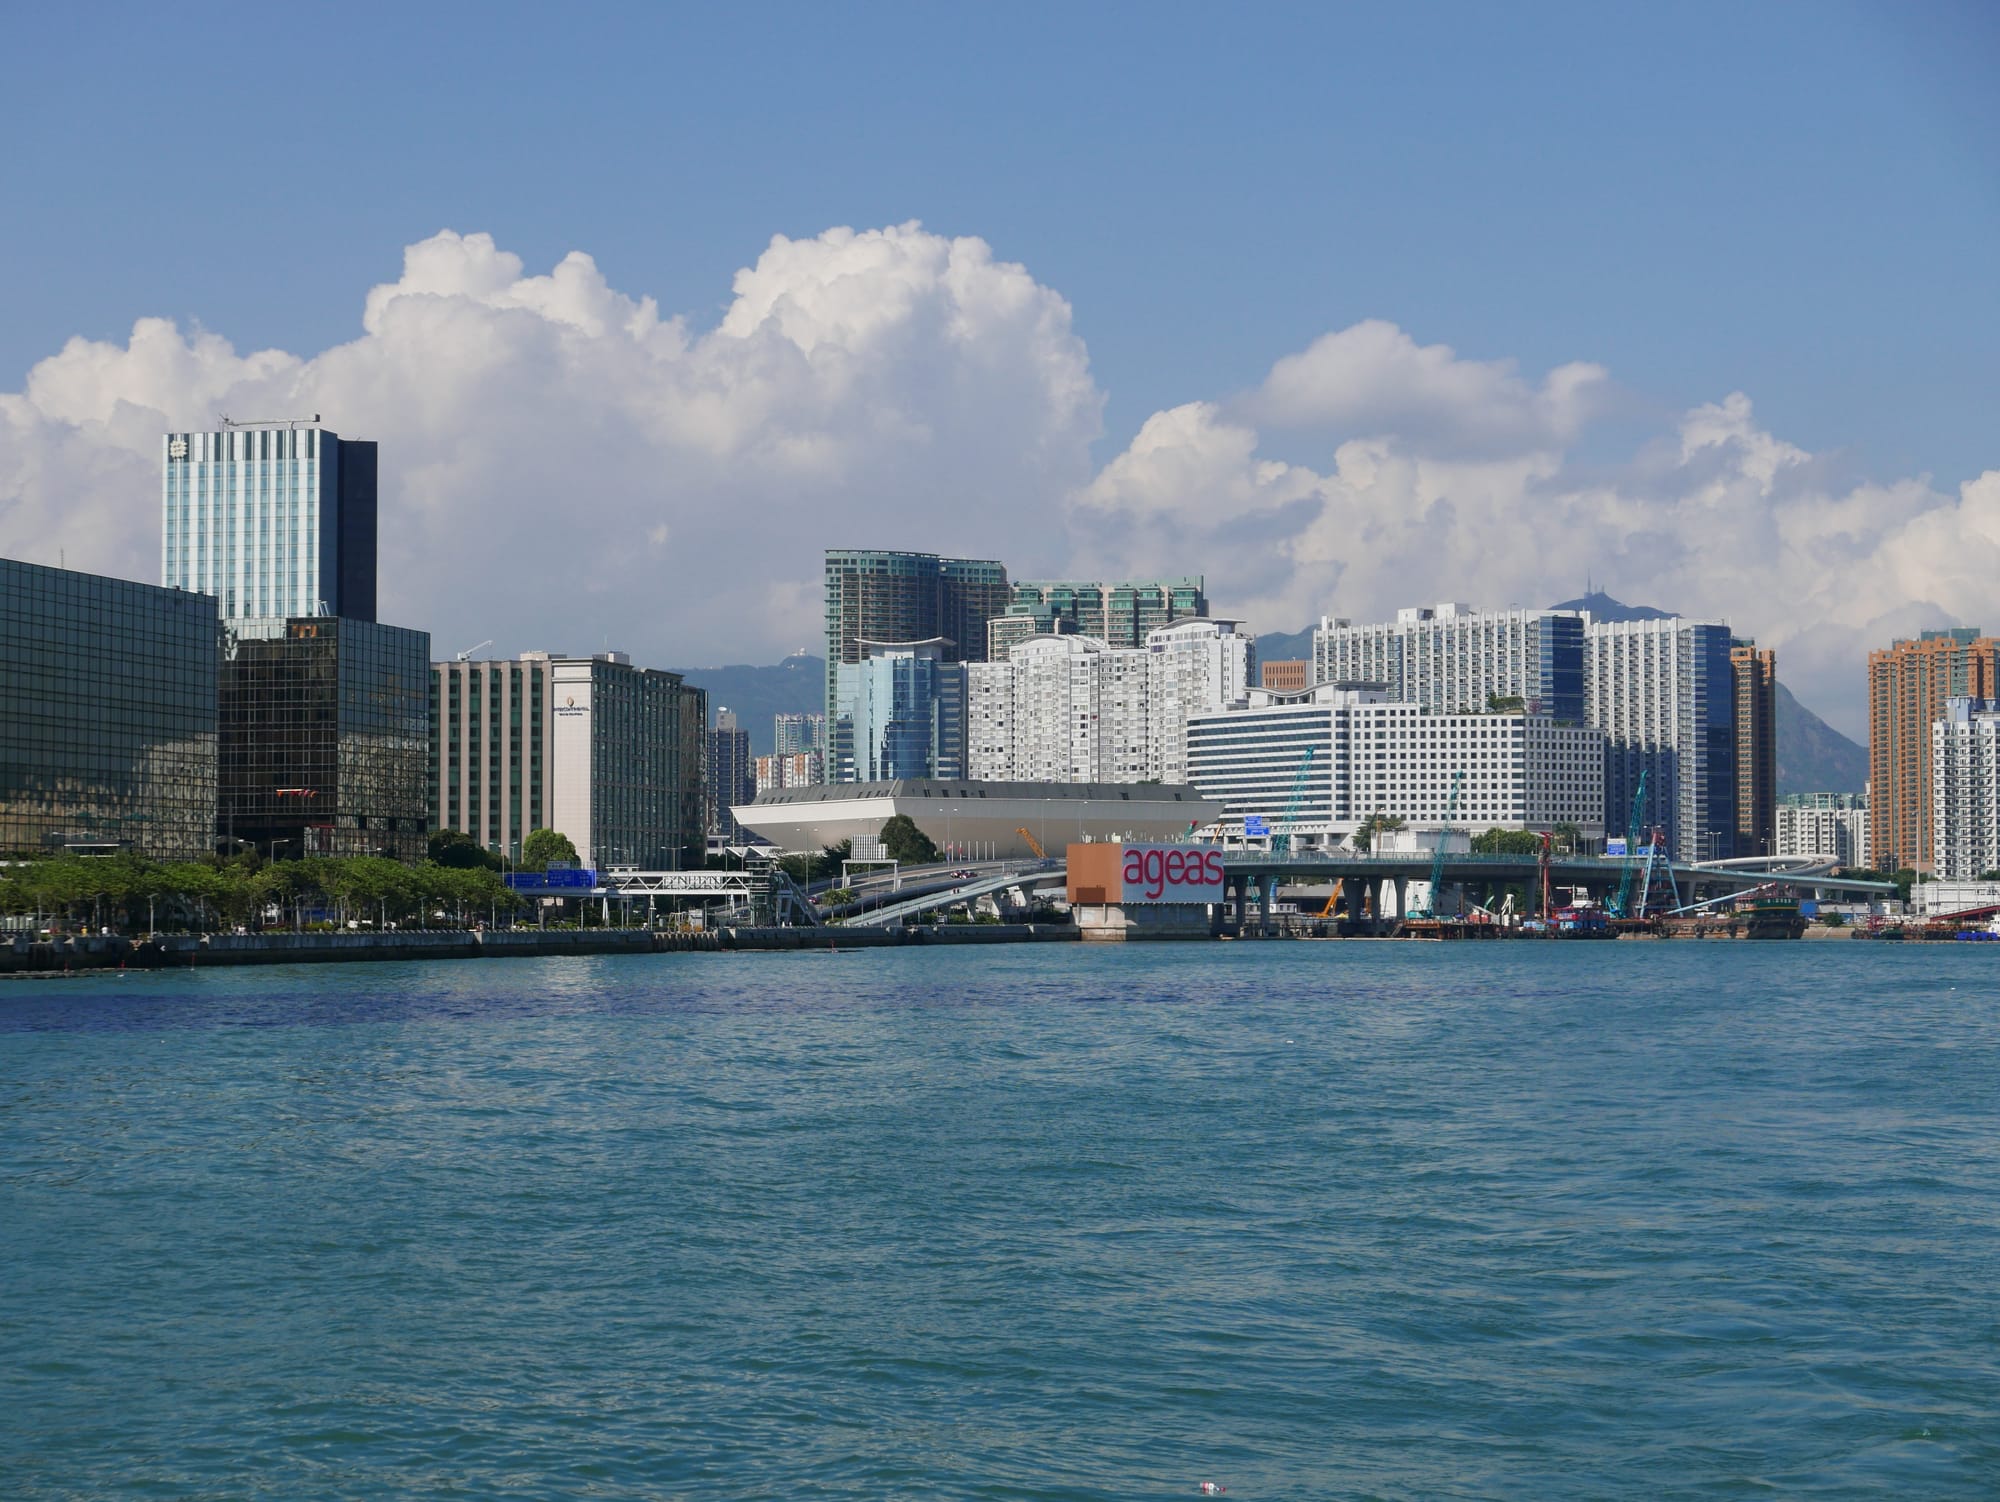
[1,924,1078,974]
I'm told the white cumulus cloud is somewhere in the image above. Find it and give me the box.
[2,223,1994,736]
[0,223,1100,665]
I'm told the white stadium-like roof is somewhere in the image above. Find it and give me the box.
[733,779,1224,858]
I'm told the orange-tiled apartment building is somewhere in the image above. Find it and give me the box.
[1867,628,2000,872]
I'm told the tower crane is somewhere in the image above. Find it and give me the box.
[455,640,494,662]
[1413,768,1464,918]
[1270,745,1319,853]
[1611,769,1649,918]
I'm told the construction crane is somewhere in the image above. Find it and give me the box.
[1015,827,1047,860]
[1413,768,1464,918]
[455,639,494,662]
[1270,745,1319,853]
[1610,769,1649,918]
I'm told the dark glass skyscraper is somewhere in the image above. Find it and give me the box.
[0,558,219,860]
[219,617,430,861]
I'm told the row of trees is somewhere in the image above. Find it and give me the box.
[0,851,524,934]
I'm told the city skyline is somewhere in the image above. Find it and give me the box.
[5,8,1999,740]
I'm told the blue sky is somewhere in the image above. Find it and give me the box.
[3,1,1997,729]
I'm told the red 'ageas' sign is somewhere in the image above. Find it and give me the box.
[1118,844,1227,903]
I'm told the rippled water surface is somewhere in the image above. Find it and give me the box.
[4,943,2000,1498]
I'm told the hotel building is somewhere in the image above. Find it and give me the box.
[429,652,705,869]
[1183,684,1605,846]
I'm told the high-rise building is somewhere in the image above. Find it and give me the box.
[987,577,1208,658]
[1184,685,1605,847]
[430,653,551,859]
[1868,628,2000,872]
[1775,792,1869,868]
[163,421,377,621]
[1,557,220,860]
[1586,618,1736,861]
[221,617,430,861]
[430,651,704,867]
[706,707,755,841]
[967,620,1255,785]
[822,550,1008,723]
[774,712,827,760]
[1730,642,1778,858]
[549,654,705,869]
[1314,604,1586,722]
[754,752,821,795]
[833,639,969,782]
[1931,699,2000,880]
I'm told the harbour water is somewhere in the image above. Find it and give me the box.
[4,944,1998,1497]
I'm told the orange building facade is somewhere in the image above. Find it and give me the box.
[1867,629,2000,872]
[1259,659,1310,693]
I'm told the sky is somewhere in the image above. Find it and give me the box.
[3,1,1997,737]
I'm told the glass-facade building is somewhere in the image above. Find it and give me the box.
[988,577,1208,658]
[1,558,219,859]
[163,424,378,622]
[833,640,968,782]
[220,617,429,861]
[822,550,1008,724]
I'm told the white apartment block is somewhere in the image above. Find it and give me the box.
[968,621,1255,785]
[1931,699,2000,880]
[1184,684,1605,846]
[755,751,823,795]
[1313,604,1734,860]
[1313,604,1587,721]
[1775,792,1869,868]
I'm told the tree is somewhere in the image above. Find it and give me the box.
[1486,693,1526,713]
[520,828,581,872]
[1350,812,1404,853]
[879,815,939,864]
[1471,828,1543,856]
[428,828,503,871]
[1551,821,1583,854]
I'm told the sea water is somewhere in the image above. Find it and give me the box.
[3,942,1998,1498]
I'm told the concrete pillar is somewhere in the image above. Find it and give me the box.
[1231,877,1248,930]
[1393,877,1408,918]
[1258,875,1274,937]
